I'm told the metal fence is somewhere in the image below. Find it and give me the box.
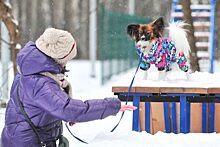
[98,5,151,84]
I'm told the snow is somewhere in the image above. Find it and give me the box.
[113,70,220,88]
[15,43,22,50]
[12,19,19,26]
[88,131,220,147]
[4,1,12,9]
[1,60,220,147]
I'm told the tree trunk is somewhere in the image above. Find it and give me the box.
[64,0,82,59]
[30,0,38,41]
[26,0,32,40]
[36,0,52,38]
[79,0,89,59]
[0,0,20,74]
[180,0,200,72]
[216,0,220,59]
[20,0,27,44]
[51,0,64,29]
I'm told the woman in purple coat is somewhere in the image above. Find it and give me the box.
[1,28,136,147]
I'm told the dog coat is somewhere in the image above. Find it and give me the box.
[136,37,189,72]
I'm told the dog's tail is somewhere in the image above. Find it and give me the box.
[167,21,191,59]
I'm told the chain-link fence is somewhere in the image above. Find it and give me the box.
[98,5,151,84]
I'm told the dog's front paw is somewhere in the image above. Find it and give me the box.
[140,61,150,71]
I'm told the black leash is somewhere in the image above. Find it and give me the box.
[16,84,47,147]
[65,122,88,144]
[67,51,144,143]
[111,52,143,132]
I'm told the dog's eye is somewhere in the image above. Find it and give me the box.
[147,32,151,36]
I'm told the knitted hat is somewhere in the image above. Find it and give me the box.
[36,28,77,65]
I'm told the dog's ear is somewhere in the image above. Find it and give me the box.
[152,17,165,36]
[127,24,140,40]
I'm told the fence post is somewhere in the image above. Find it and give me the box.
[209,0,216,73]
[89,0,97,78]
[0,22,10,104]
[209,0,216,133]
[128,0,135,15]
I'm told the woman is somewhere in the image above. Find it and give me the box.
[1,28,136,147]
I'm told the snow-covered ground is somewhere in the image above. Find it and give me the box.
[1,60,220,147]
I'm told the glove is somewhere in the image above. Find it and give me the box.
[69,122,75,126]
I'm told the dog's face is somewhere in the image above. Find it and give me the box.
[127,17,165,51]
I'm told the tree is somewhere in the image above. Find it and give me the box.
[51,0,64,29]
[0,0,20,74]
[216,0,220,59]
[179,0,200,72]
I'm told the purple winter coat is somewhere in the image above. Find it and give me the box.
[1,41,121,147]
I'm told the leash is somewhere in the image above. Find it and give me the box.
[66,51,144,143]
[65,122,88,144]
[111,52,143,132]
[16,82,47,147]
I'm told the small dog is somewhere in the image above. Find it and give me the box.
[127,17,190,80]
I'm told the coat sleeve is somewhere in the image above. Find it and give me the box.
[32,78,121,122]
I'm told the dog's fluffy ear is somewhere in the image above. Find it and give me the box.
[127,24,140,40]
[152,17,165,37]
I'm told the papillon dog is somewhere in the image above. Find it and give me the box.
[127,17,190,80]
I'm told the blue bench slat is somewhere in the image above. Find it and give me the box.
[209,103,215,133]
[163,102,171,133]
[145,102,151,133]
[202,103,207,133]
[180,95,190,133]
[172,102,178,134]
[132,95,140,131]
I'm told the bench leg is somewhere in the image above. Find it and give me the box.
[172,102,177,134]
[209,103,215,133]
[132,95,140,131]
[202,103,215,133]
[202,103,207,133]
[163,102,171,133]
[145,102,151,133]
[180,95,190,133]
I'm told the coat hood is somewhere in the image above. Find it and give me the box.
[16,41,63,75]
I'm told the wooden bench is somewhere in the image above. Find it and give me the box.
[112,84,220,134]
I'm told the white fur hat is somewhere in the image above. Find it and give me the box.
[36,28,77,65]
